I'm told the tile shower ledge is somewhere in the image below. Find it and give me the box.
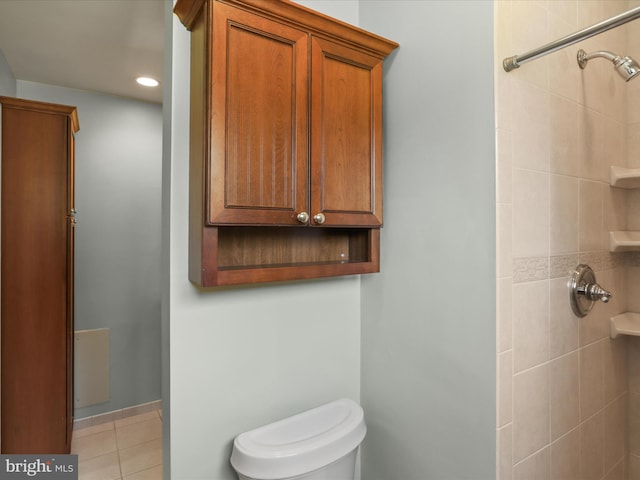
[610,166,640,188]
[609,231,640,252]
[610,312,640,339]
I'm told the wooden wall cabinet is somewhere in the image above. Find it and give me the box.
[174,0,398,287]
[0,97,79,453]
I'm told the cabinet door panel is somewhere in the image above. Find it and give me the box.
[310,37,383,227]
[209,3,308,225]
[1,107,70,453]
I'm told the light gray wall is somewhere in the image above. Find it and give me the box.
[0,49,16,97]
[17,81,163,418]
[166,1,497,478]
[358,2,496,479]
[165,2,362,479]
[162,2,174,477]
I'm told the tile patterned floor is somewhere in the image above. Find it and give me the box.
[72,410,162,480]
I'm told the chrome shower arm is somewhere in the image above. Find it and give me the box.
[503,6,640,72]
[578,50,618,65]
[577,49,640,81]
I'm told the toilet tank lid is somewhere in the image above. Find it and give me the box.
[230,398,366,480]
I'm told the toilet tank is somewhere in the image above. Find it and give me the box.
[230,398,366,480]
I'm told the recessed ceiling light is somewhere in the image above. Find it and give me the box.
[136,76,159,87]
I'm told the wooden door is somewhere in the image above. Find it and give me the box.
[1,98,77,454]
[310,36,384,227]
[207,2,309,226]
[65,129,76,450]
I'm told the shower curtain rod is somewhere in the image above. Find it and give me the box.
[503,6,640,72]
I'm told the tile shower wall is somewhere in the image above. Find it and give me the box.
[627,1,640,477]
[496,1,633,478]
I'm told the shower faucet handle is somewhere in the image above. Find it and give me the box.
[570,264,612,317]
[577,282,612,303]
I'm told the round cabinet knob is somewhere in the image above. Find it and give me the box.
[296,212,310,224]
[313,213,326,224]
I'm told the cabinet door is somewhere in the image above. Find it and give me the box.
[1,105,71,453]
[208,3,309,225]
[65,126,76,451]
[310,37,384,227]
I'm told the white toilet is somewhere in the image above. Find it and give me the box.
[230,398,366,480]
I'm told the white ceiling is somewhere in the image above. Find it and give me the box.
[0,0,164,104]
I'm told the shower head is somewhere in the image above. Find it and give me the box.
[577,49,640,81]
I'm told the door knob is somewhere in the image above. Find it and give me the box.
[570,264,612,317]
[296,212,309,224]
[313,213,326,224]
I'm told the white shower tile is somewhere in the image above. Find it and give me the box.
[549,47,579,104]
[551,429,580,480]
[629,11,640,51]
[601,0,625,24]
[580,341,604,421]
[603,459,624,480]
[548,12,578,96]
[498,424,513,480]
[497,204,513,279]
[629,87,640,125]
[627,123,640,168]
[628,266,640,313]
[549,276,580,359]
[630,393,640,452]
[600,268,626,326]
[603,118,625,175]
[548,0,578,28]
[579,180,606,252]
[494,0,512,64]
[579,300,609,346]
[579,109,608,182]
[603,395,626,474]
[513,447,550,480]
[577,1,603,29]
[511,80,550,172]
[513,257,548,283]
[496,71,513,132]
[549,352,579,441]
[498,351,513,427]
[629,453,640,480]
[513,169,549,258]
[511,2,549,91]
[550,174,579,255]
[627,190,640,230]
[497,276,513,353]
[496,128,513,205]
[605,187,627,233]
[580,411,604,480]
[603,336,627,404]
[513,364,550,463]
[513,280,549,373]
[550,96,580,176]
[496,3,635,480]
[581,53,613,118]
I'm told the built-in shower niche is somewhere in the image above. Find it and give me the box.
[610,166,640,252]
[609,166,640,339]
